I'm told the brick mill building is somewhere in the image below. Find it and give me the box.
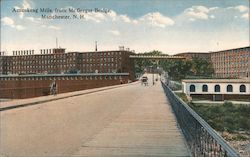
[0,48,135,99]
[0,48,135,80]
[211,46,250,78]
[175,46,250,79]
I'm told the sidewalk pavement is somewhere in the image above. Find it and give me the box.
[0,82,138,111]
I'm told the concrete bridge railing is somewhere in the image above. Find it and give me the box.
[161,81,240,157]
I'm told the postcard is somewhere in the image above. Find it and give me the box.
[0,0,249,157]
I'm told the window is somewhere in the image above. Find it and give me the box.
[240,84,246,92]
[227,85,233,92]
[202,84,208,92]
[214,85,220,92]
[190,84,195,92]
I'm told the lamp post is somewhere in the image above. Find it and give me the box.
[152,68,154,85]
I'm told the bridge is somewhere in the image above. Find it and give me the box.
[0,74,239,157]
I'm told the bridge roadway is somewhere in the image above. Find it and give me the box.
[0,74,190,157]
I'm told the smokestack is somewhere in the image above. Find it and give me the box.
[95,41,98,51]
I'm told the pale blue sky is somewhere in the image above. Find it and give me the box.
[1,0,249,54]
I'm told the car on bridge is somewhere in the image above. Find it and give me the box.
[141,76,148,86]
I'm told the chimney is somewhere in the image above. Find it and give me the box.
[95,41,98,51]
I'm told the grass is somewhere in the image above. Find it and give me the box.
[174,92,189,103]
[189,102,250,134]
[174,92,250,137]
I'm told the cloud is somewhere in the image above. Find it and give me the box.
[139,12,175,28]
[23,0,31,9]
[16,25,25,30]
[1,17,25,30]
[241,13,249,20]
[48,25,61,30]
[72,7,171,27]
[109,30,120,36]
[80,10,133,24]
[26,16,42,24]
[209,7,219,11]
[177,5,249,23]
[184,6,210,20]
[189,18,196,21]
[1,17,15,26]
[120,15,131,23]
[210,15,215,19]
[26,16,34,21]
[234,5,249,12]
[83,11,108,23]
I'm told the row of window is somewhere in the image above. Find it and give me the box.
[11,51,123,58]
[190,84,246,93]
[0,75,125,81]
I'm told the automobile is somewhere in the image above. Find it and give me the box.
[141,76,148,86]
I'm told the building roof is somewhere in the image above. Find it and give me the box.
[174,52,210,55]
[182,79,250,83]
[0,73,130,78]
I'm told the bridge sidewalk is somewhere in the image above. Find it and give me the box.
[0,82,136,111]
[71,79,190,157]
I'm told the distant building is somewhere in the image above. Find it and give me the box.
[182,79,250,101]
[175,46,250,79]
[0,48,135,80]
[174,52,211,61]
[211,46,250,78]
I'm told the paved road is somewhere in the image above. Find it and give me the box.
[0,74,190,157]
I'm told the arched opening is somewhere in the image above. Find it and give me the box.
[240,84,246,92]
[190,84,195,92]
[227,85,233,92]
[202,84,208,92]
[214,85,220,92]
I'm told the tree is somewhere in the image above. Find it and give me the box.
[134,50,164,73]
[160,58,214,81]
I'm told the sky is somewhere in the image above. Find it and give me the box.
[0,0,249,55]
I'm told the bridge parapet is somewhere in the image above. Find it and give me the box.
[161,81,240,157]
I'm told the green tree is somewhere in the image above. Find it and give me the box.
[134,50,164,73]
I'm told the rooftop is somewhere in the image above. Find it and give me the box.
[182,79,250,83]
[0,73,130,78]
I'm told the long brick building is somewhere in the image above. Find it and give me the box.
[211,46,250,78]
[0,48,135,80]
[0,48,135,99]
[175,46,250,78]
